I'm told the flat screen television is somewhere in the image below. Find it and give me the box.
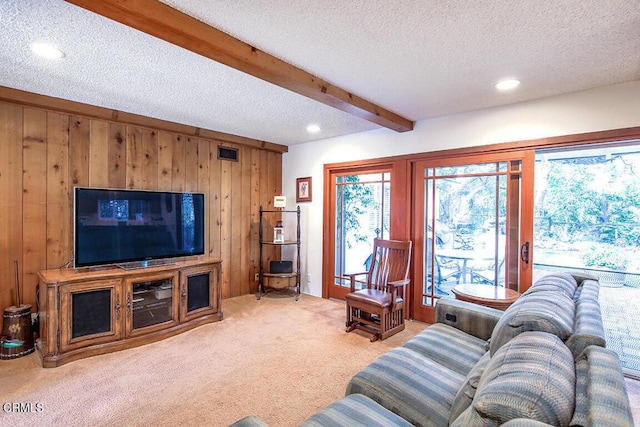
[74,187,205,268]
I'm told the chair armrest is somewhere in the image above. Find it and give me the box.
[347,271,369,292]
[387,278,410,291]
[387,279,410,309]
[435,298,502,341]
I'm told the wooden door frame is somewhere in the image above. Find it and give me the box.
[322,158,410,301]
[321,127,640,317]
[410,150,533,323]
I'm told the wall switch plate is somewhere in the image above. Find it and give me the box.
[307,274,312,283]
[255,273,259,281]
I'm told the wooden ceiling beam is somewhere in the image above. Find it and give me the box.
[65,0,414,133]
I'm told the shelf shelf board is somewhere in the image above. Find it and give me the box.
[262,272,297,278]
[260,240,298,245]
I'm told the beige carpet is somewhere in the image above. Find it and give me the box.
[0,293,424,426]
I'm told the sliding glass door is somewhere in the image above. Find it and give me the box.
[412,152,534,323]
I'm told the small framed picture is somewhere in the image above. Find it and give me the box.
[296,177,312,202]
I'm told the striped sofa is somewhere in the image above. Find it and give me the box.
[233,273,634,427]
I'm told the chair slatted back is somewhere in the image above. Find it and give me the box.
[368,238,412,290]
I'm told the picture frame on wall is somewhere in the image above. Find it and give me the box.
[296,177,312,202]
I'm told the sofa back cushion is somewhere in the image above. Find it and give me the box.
[490,288,575,356]
[566,278,606,359]
[451,331,576,427]
[522,272,577,299]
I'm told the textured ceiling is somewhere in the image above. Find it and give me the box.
[1,0,639,146]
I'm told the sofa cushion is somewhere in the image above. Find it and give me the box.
[451,331,575,427]
[402,323,488,376]
[523,272,577,299]
[346,346,465,427]
[300,393,413,427]
[490,289,575,355]
[448,350,491,424]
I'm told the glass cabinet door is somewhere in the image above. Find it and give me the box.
[125,273,178,335]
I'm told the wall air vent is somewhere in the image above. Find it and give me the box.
[217,146,239,162]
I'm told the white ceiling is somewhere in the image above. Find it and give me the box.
[1,0,639,146]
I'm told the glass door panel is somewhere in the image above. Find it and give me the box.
[414,153,531,323]
[330,171,391,299]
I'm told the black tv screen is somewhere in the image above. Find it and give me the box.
[74,188,205,268]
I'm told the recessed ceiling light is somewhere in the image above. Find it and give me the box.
[31,43,65,59]
[306,124,321,133]
[495,79,520,91]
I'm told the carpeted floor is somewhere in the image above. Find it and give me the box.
[0,293,424,426]
[2,292,639,426]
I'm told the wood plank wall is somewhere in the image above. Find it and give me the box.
[0,100,282,312]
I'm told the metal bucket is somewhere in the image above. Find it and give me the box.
[1,304,35,360]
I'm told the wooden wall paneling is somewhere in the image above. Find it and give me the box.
[258,149,271,270]
[171,134,186,192]
[229,145,243,297]
[89,120,109,187]
[219,146,232,298]
[196,138,211,257]
[240,146,252,295]
[0,103,23,310]
[208,140,222,260]
[69,115,90,191]
[142,129,158,190]
[184,137,198,193]
[108,123,126,188]
[126,125,144,188]
[0,86,288,155]
[268,151,282,265]
[157,131,173,191]
[249,148,261,294]
[22,108,47,309]
[45,112,70,269]
[0,98,285,310]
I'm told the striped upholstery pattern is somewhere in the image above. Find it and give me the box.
[490,286,575,356]
[566,279,606,359]
[346,346,465,427]
[228,416,270,427]
[435,298,503,341]
[300,394,413,427]
[501,420,554,426]
[402,323,488,376]
[522,272,578,299]
[451,332,576,427]
[570,346,634,427]
[448,351,492,423]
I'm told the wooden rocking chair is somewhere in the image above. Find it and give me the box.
[345,238,412,342]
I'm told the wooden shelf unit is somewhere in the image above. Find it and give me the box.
[37,257,222,368]
[258,206,301,300]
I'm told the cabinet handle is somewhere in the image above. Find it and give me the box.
[181,285,187,302]
[126,293,131,318]
[115,293,121,320]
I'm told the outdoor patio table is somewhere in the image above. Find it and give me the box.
[436,249,494,283]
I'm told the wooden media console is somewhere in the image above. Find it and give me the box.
[37,258,222,368]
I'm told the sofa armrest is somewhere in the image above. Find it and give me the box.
[571,346,634,427]
[229,416,269,427]
[435,298,502,341]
